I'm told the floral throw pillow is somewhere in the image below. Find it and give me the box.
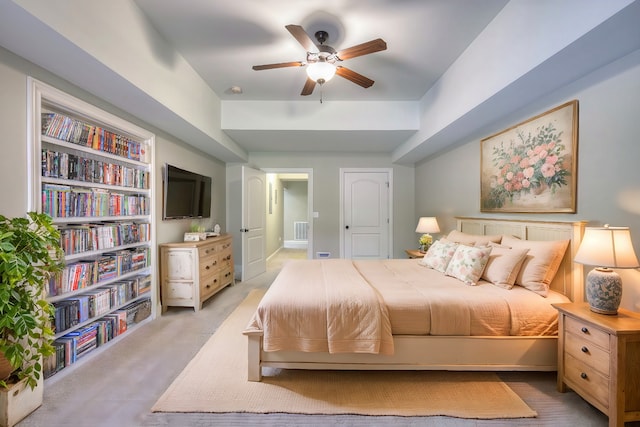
[445,245,493,286]
[419,240,459,273]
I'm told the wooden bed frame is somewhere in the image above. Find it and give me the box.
[245,217,587,381]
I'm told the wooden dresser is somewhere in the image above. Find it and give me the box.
[554,303,640,427]
[159,234,234,312]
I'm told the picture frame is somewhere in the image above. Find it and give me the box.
[480,100,578,213]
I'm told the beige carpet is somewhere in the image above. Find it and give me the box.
[152,289,537,419]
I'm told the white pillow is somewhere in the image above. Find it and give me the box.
[419,240,459,273]
[444,245,493,286]
[500,235,569,297]
[481,244,529,289]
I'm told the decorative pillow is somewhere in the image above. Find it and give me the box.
[500,235,570,297]
[444,245,493,286]
[481,244,530,289]
[447,230,502,246]
[419,240,459,273]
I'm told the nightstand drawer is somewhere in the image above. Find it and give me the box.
[565,316,610,350]
[565,353,610,409]
[564,332,610,376]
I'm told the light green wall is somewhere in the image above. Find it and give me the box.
[415,49,640,311]
[0,46,226,246]
[249,152,416,259]
[283,181,308,242]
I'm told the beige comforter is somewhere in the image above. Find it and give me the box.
[244,258,569,355]
[244,259,394,355]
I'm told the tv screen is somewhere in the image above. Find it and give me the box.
[163,164,212,220]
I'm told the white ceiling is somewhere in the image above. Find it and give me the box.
[0,1,638,164]
[134,0,508,102]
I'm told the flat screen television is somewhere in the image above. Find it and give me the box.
[163,164,212,220]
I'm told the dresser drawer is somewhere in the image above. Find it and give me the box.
[564,353,610,409]
[199,242,218,259]
[200,273,221,299]
[165,281,194,301]
[220,268,234,287]
[564,332,610,376]
[565,316,610,350]
[200,253,220,275]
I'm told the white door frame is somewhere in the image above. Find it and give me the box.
[262,168,314,260]
[339,168,393,259]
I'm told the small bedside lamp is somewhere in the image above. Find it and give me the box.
[415,217,440,252]
[574,225,639,315]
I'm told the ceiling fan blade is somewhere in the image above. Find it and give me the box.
[252,61,304,71]
[285,24,319,53]
[335,67,374,88]
[301,78,316,96]
[336,38,387,61]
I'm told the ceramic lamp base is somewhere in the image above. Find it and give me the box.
[586,267,622,315]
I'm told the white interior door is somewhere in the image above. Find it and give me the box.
[342,170,391,259]
[242,166,266,281]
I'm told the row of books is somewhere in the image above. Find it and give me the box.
[44,298,151,379]
[48,249,150,297]
[42,148,150,189]
[52,275,151,334]
[42,183,150,218]
[59,222,150,256]
[41,112,149,163]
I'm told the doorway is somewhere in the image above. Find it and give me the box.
[263,168,313,264]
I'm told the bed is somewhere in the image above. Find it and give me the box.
[243,217,586,381]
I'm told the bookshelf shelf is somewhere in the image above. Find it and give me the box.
[27,78,157,380]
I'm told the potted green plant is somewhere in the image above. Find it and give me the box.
[0,212,64,390]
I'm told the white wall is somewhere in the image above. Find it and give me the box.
[415,48,640,312]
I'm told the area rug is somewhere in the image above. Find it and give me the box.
[152,289,537,419]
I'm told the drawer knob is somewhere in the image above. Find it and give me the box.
[581,346,589,353]
[580,372,588,380]
[581,326,589,334]
[205,266,210,270]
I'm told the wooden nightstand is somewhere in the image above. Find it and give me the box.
[553,303,640,427]
[405,249,425,259]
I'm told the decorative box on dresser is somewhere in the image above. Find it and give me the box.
[159,234,234,312]
[553,303,640,427]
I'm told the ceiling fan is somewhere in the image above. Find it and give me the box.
[252,24,387,96]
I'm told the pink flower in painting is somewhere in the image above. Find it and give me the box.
[519,158,530,168]
[522,179,531,188]
[523,166,535,179]
[546,154,558,165]
[541,163,556,178]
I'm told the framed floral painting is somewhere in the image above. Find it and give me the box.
[480,100,578,213]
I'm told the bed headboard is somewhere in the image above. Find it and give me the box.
[456,217,587,302]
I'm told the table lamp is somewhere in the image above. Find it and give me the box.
[574,225,639,315]
[415,217,440,252]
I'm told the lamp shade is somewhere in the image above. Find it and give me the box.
[574,226,639,268]
[415,217,440,234]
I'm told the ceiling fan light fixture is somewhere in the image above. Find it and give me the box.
[306,61,336,84]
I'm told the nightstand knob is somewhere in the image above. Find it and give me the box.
[581,346,589,353]
[581,326,589,334]
[580,372,588,379]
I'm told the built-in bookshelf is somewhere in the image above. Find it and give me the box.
[27,78,157,380]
